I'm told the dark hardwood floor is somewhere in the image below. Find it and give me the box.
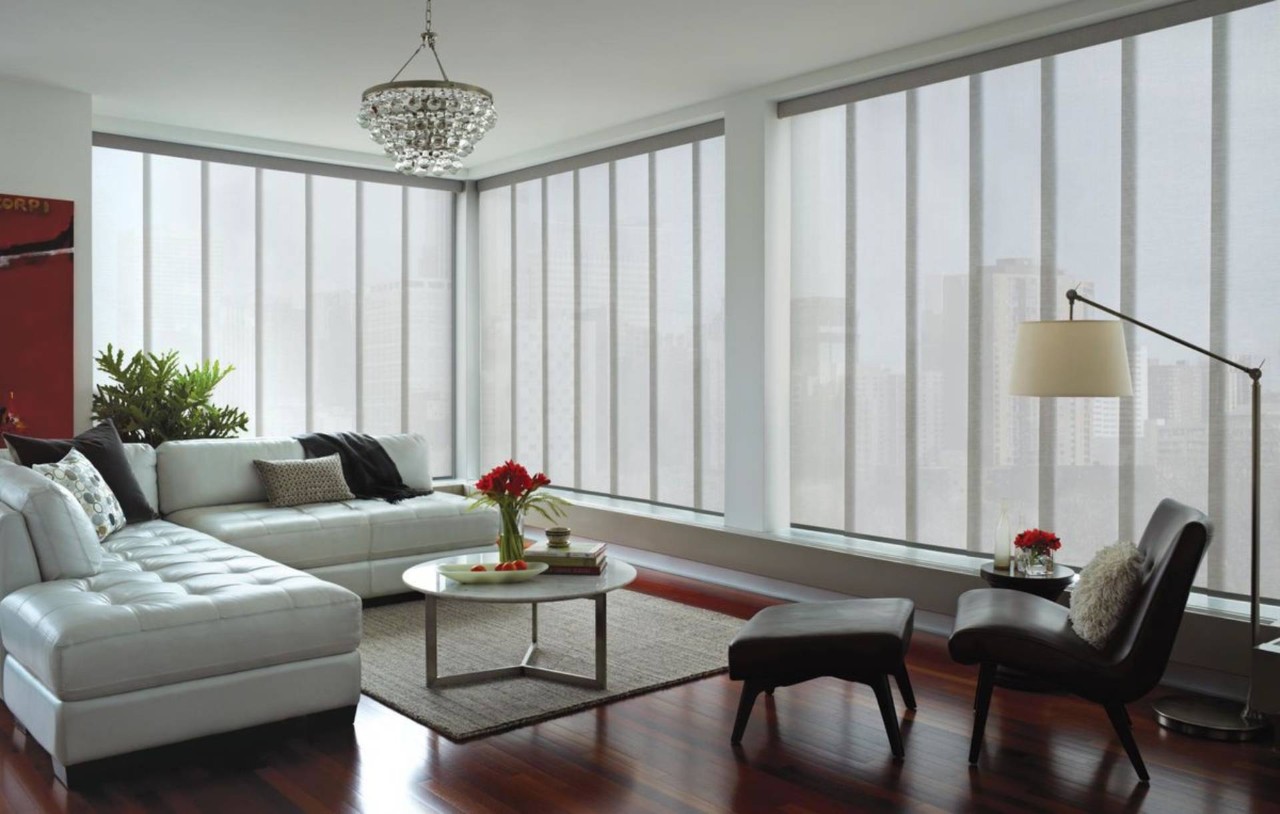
[1,569,1276,813]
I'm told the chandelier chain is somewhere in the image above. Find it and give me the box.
[389,0,450,83]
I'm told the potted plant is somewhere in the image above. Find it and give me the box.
[91,345,249,447]
[469,460,568,564]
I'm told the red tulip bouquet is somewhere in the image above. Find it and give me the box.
[470,460,568,563]
[1013,528,1061,576]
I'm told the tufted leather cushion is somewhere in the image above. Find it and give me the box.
[0,462,103,580]
[729,598,914,682]
[0,520,361,702]
[167,502,373,569]
[346,494,500,559]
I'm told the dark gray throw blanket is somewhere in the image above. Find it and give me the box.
[297,432,431,504]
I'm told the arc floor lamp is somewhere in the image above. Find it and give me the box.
[1010,287,1269,741]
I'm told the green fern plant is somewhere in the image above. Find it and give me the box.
[91,345,250,447]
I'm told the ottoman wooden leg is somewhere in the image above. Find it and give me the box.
[968,663,997,764]
[894,664,917,711]
[872,675,905,758]
[731,681,764,743]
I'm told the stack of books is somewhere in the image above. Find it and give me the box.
[524,540,607,575]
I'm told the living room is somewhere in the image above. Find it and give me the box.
[0,0,1277,811]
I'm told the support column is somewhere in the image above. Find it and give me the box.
[455,180,482,480]
[722,95,790,533]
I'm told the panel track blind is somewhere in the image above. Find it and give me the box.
[478,130,726,513]
[92,142,458,476]
[787,1,1280,602]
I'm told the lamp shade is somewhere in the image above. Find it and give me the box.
[1010,320,1134,397]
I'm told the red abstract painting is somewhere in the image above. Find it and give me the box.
[0,194,74,442]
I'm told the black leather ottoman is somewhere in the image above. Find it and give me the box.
[727,598,916,756]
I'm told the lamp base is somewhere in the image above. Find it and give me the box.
[1152,694,1271,742]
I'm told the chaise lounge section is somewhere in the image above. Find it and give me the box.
[0,432,498,785]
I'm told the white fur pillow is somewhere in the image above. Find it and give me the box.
[1069,541,1144,649]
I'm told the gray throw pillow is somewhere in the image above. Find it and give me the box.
[1069,540,1144,649]
[33,448,126,541]
[253,454,355,508]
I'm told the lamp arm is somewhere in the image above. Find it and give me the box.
[1066,289,1261,381]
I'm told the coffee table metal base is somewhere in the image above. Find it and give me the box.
[424,594,608,690]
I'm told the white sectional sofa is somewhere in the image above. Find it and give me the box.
[0,433,497,785]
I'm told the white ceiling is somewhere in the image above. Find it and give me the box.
[3,0,1121,170]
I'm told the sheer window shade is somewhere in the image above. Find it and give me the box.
[787,1,1280,602]
[91,144,457,476]
[478,133,726,513]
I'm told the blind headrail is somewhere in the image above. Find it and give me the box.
[475,120,724,191]
[93,133,464,193]
[777,0,1270,118]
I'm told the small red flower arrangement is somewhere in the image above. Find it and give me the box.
[1013,528,1061,556]
[469,460,567,563]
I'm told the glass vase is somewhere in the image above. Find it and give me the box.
[1016,547,1054,576]
[497,504,525,563]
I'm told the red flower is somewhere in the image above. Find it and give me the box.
[1013,528,1061,552]
[474,460,549,500]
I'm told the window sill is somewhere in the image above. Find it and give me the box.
[549,488,1277,628]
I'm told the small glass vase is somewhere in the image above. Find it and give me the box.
[1016,547,1054,576]
[497,505,525,563]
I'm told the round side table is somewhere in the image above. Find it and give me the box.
[979,561,1076,600]
[978,561,1078,692]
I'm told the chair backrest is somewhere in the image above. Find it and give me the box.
[1106,498,1212,700]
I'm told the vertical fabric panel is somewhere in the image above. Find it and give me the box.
[147,155,202,361]
[1206,15,1228,591]
[91,148,145,377]
[1038,58,1058,533]
[513,181,545,471]
[258,170,307,436]
[1052,40,1123,566]
[479,186,513,467]
[1222,2,1280,601]
[579,164,613,494]
[979,61,1040,543]
[205,162,257,425]
[915,78,970,550]
[545,172,576,485]
[1132,20,1212,589]
[614,155,651,500]
[697,137,727,514]
[853,93,907,541]
[406,188,455,474]
[788,107,847,531]
[966,75,985,552]
[655,144,696,505]
[1119,38,1139,546]
[903,90,919,542]
[309,175,358,432]
[359,181,405,435]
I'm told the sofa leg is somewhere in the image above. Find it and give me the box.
[968,663,997,765]
[731,682,763,744]
[52,758,71,788]
[872,675,905,759]
[1105,703,1150,783]
[894,664,917,711]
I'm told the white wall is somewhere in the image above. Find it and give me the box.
[0,75,93,430]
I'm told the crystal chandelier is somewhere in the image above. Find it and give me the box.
[357,0,496,176]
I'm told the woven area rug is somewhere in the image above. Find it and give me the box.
[359,589,742,741]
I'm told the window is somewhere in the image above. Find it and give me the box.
[478,128,726,512]
[787,2,1280,602]
[92,142,457,476]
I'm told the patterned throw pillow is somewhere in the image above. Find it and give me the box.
[1069,540,1145,649]
[253,454,355,508]
[33,448,126,541]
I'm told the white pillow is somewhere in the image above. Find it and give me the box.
[1069,540,1144,649]
[0,460,103,580]
[34,448,126,541]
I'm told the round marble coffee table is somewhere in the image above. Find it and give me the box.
[402,552,637,690]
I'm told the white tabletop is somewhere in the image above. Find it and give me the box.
[403,552,637,603]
